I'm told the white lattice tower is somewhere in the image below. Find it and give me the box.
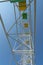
[0,0,36,65]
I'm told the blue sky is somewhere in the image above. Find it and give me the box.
[35,0,43,65]
[0,0,43,65]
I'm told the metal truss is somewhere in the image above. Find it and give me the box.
[0,0,36,65]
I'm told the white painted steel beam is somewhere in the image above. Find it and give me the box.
[0,0,9,2]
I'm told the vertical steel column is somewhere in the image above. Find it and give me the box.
[34,0,36,45]
[34,0,36,65]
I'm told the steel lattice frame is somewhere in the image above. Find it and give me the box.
[0,0,36,65]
